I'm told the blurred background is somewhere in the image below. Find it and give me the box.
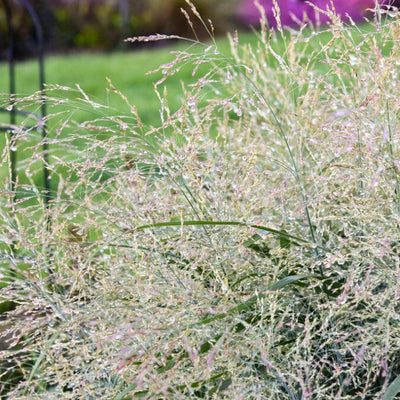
[0,0,243,60]
[1,0,397,61]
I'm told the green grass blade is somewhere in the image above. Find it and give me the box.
[383,375,400,400]
[114,383,138,400]
[134,219,310,246]
[23,333,59,395]
[269,275,318,290]
[189,274,318,328]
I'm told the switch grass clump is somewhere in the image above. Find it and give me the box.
[1,2,400,399]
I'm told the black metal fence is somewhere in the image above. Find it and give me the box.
[1,0,51,209]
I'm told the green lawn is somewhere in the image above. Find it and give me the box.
[0,21,383,127]
[0,32,262,127]
[0,22,383,193]
[0,19,389,194]
[0,33,259,189]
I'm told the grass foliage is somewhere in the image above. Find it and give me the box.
[1,3,400,399]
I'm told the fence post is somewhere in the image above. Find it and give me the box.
[1,0,51,212]
[19,0,51,210]
[2,0,17,195]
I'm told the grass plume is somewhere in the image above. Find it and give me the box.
[1,3,400,399]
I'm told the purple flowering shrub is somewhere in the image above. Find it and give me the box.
[238,0,389,27]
